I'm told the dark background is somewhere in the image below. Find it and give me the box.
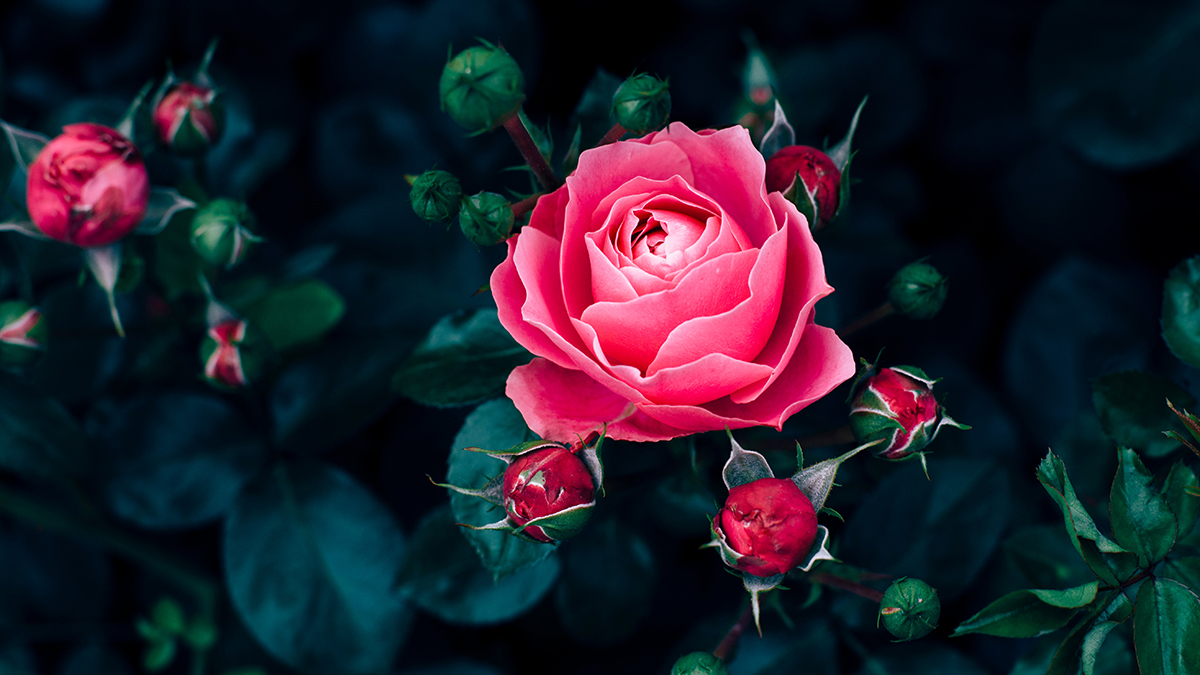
[2,0,1199,673]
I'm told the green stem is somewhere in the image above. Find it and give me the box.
[838,301,895,339]
[502,113,559,192]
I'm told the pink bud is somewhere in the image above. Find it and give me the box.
[849,366,965,461]
[26,123,150,248]
[153,82,224,154]
[203,319,249,388]
[502,445,596,543]
[713,478,818,577]
[764,145,841,226]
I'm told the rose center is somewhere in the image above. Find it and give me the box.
[628,207,704,264]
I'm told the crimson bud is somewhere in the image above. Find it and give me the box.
[849,366,967,462]
[152,82,225,155]
[503,445,596,543]
[712,477,818,578]
[764,145,841,228]
[200,319,264,389]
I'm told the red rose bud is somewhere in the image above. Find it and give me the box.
[764,145,841,227]
[153,82,225,155]
[849,366,966,461]
[712,477,818,577]
[503,445,596,543]
[26,123,150,248]
[200,319,264,389]
[0,301,47,368]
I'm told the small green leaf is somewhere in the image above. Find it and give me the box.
[1092,371,1195,457]
[1163,556,1200,595]
[1163,460,1199,537]
[1080,621,1121,675]
[238,279,345,354]
[1133,578,1200,675]
[1047,590,1133,675]
[1037,451,1134,584]
[0,371,86,484]
[143,638,176,673]
[150,597,185,635]
[392,308,534,408]
[1163,256,1200,369]
[1110,447,1178,566]
[952,581,1098,638]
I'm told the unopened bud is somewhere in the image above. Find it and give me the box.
[671,652,729,675]
[153,82,225,155]
[764,146,841,228]
[504,444,596,543]
[459,192,514,246]
[612,73,671,135]
[0,301,47,368]
[849,365,967,462]
[879,577,940,641]
[409,170,463,222]
[711,477,818,577]
[190,199,259,269]
[200,319,265,389]
[888,261,947,319]
[439,43,525,132]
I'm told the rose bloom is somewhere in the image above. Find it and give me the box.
[26,123,149,248]
[714,477,818,577]
[492,122,854,442]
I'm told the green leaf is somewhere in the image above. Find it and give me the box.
[0,371,85,483]
[1031,0,1200,170]
[1163,556,1200,595]
[1092,371,1195,457]
[142,638,176,673]
[1002,524,1095,590]
[447,399,554,580]
[1047,589,1133,675]
[1163,460,1199,537]
[1110,447,1178,566]
[1133,578,1200,675]
[1037,451,1136,584]
[223,461,412,675]
[91,392,266,529]
[951,581,1098,638]
[392,308,534,408]
[1080,621,1121,675]
[1163,256,1200,369]
[554,518,656,645]
[237,279,345,354]
[396,504,560,625]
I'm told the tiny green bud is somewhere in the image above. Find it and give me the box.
[459,192,514,246]
[151,597,186,635]
[191,198,260,268]
[671,651,729,675]
[410,170,463,222]
[183,617,218,650]
[440,43,525,132]
[879,577,940,641]
[143,638,177,673]
[0,300,47,368]
[612,73,671,135]
[887,261,947,319]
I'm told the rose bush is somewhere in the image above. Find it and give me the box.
[492,122,854,442]
[26,123,149,248]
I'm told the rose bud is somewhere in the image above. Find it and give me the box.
[409,169,463,223]
[26,123,150,248]
[612,73,671,135]
[199,318,265,389]
[712,477,818,578]
[0,301,47,368]
[849,366,967,464]
[190,198,260,268]
[503,444,596,543]
[152,81,225,155]
[440,43,525,133]
[671,652,729,675]
[887,261,947,320]
[879,577,940,641]
[459,191,514,246]
[764,145,841,228]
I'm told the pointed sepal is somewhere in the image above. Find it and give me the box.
[84,244,126,338]
[137,188,197,235]
[1,119,50,172]
[511,501,595,542]
[791,438,882,512]
[429,473,504,508]
[742,572,785,636]
[795,525,835,572]
[826,95,867,172]
[465,439,565,465]
[722,430,775,490]
[760,100,794,159]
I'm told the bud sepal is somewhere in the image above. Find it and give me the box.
[433,432,605,544]
[0,301,47,368]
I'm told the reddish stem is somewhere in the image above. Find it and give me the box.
[510,194,542,219]
[797,425,856,449]
[811,571,884,603]
[712,603,754,662]
[597,123,627,146]
[838,301,895,339]
[502,114,560,192]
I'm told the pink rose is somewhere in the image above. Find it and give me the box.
[492,122,855,442]
[26,123,150,248]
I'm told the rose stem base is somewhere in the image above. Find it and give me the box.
[810,571,884,603]
[712,603,754,661]
[503,113,560,192]
[837,301,895,339]
[510,193,541,219]
[596,123,627,146]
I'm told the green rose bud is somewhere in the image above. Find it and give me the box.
[879,577,940,641]
[0,300,47,368]
[409,170,463,222]
[887,261,947,319]
[612,73,671,135]
[190,198,260,269]
[440,43,525,132]
[671,651,729,675]
[459,191,514,246]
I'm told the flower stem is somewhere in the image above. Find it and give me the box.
[597,123,627,146]
[503,113,560,192]
[838,301,895,339]
[797,425,856,449]
[510,193,542,219]
[712,603,754,661]
[810,571,885,603]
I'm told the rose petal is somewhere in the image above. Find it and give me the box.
[506,358,690,442]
